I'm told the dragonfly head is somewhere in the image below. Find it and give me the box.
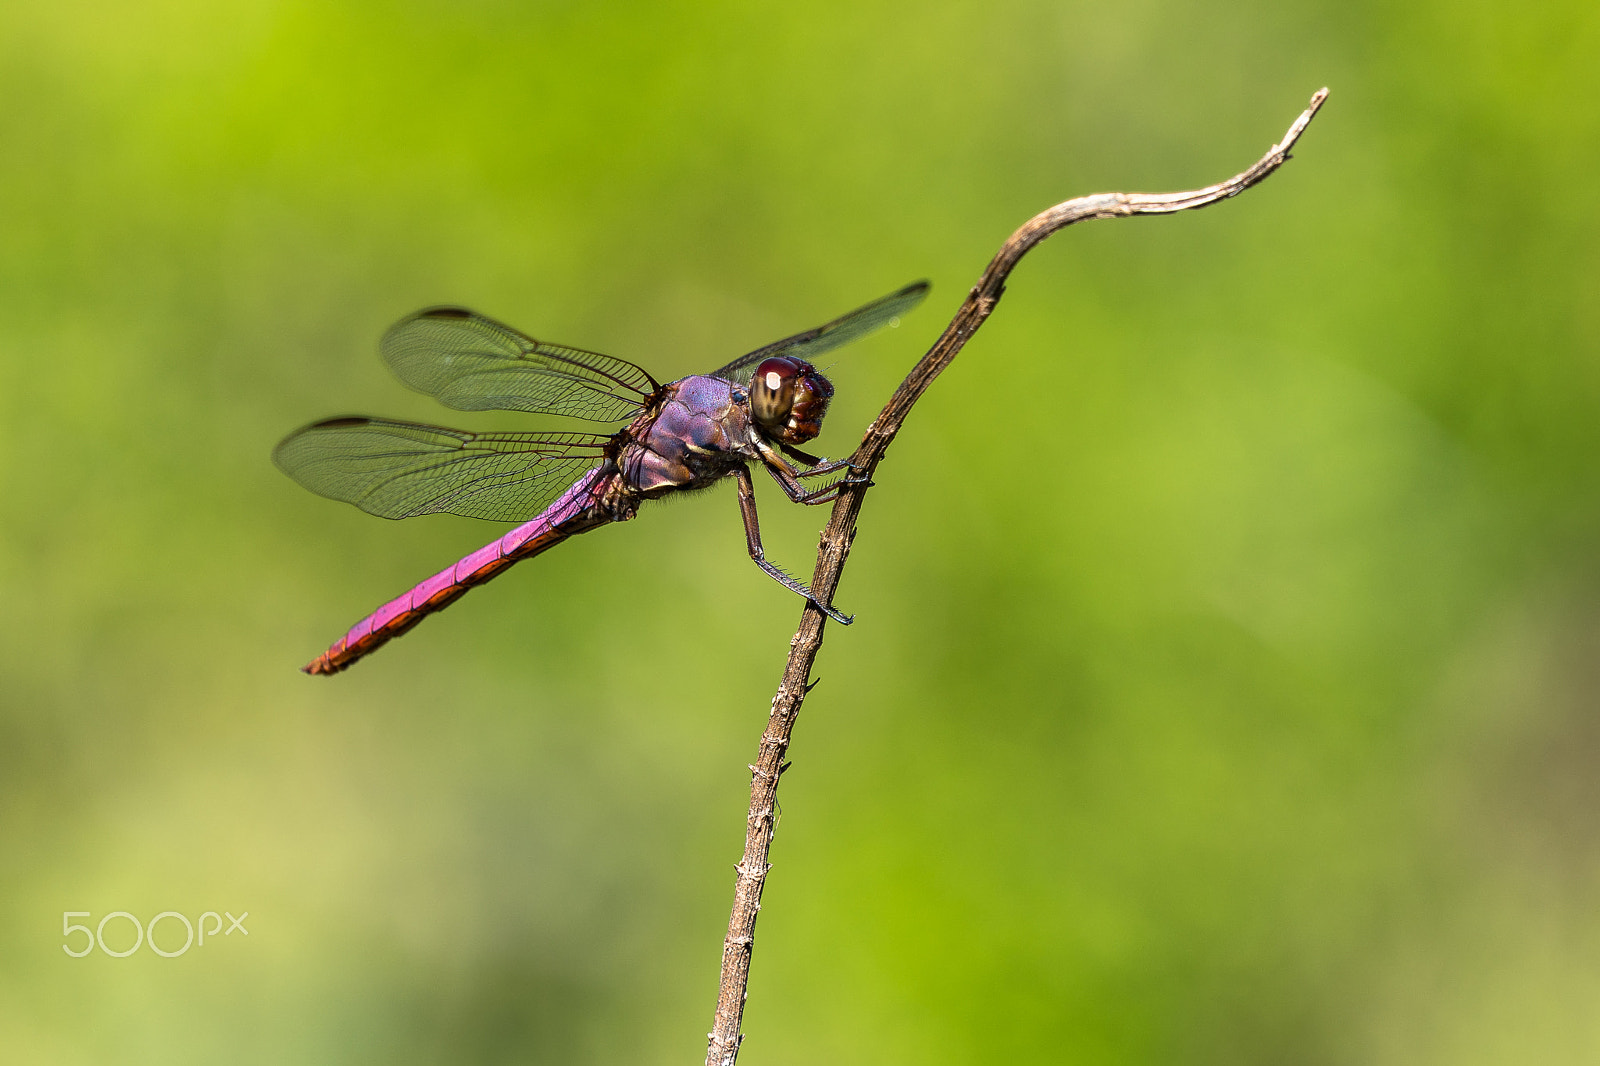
[749,357,834,445]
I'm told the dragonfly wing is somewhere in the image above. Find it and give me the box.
[381,307,659,422]
[709,280,930,382]
[273,417,613,522]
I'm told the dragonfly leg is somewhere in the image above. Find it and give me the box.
[793,459,853,479]
[733,466,853,624]
[763,459,871,505]
[780,444,861,482]
[755,436,867,503]
[779,442,828,467]
[833,462,875,488]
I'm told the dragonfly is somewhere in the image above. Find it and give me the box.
[274,280,930,675]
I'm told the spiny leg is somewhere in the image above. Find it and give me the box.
[780,444,864,485]
[768,467,842,504]
[780,443,855,479]
[766,459,875,504]
[760,451,873,505]
[755,437,869,504]
[732,465,853,624]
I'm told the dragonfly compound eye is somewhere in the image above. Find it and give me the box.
[751,357,832,445]
[750,357,801,432]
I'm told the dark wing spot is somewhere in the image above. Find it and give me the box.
[419,306,475,320]
[312,416,376,428]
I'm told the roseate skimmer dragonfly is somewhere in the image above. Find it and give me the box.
[275,280,929,675]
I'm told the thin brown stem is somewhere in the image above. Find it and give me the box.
[705,88,1328,1066]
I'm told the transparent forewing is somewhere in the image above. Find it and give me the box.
[273,417,612,522]
[709,280,931,383]
[381,307,659,422]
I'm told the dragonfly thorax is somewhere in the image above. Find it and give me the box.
[749,357,834,445]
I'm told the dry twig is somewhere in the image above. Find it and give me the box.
[706,88,1330,1066]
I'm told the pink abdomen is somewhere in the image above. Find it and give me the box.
[303,470,611,675]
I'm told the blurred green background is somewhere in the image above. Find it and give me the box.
[3,1,1598,1063]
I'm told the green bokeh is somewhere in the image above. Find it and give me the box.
[4,1,1598,1063]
